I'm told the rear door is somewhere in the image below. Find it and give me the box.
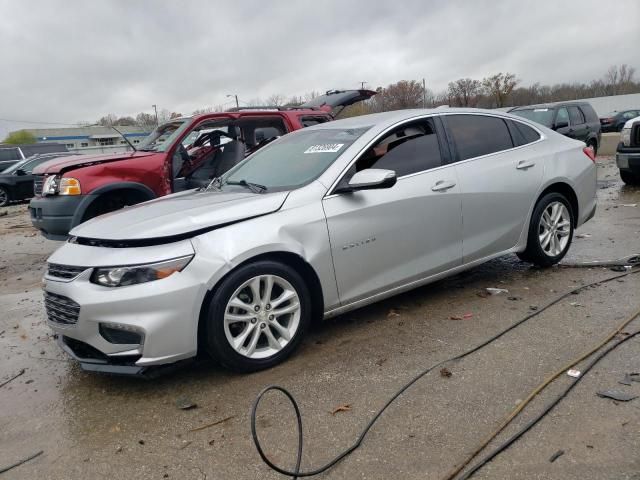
[323,116,463,304]
[443,114,544,263]
[568,106,588,142]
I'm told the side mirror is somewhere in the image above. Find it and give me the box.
[15,169,27,176]
[553,121,569,130]
[336,168,397,193]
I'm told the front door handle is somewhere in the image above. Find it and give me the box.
[431,180,456,192]
[516,160,535,170]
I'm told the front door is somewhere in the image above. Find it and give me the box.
[323,117,463,305]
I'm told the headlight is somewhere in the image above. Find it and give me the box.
[42,175,60,195]
[621,127,631,147]
[42,176,81,195]
[90,255,193,288]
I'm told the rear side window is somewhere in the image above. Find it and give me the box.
[568,106,585,125]
[0,148,20,162]
[445,115,513,161]
[300,116,331,128]
[509,120,541,146]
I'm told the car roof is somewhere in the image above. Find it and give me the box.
[303,107,519,133]
[511,101,591,110]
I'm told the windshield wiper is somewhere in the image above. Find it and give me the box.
[110,126,137,152]
[226,179,267,194]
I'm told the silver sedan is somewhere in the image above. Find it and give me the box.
[43,109,597,373]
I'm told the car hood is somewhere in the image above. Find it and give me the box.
[69,189,289,242]
[34,151,158,175]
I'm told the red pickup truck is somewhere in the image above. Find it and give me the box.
[30,89,375,239]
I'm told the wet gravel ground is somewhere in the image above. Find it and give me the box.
[0,156,639,479]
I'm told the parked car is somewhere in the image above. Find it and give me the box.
[616,115,640,185]
[600,109,640,132]
[29,89,376,240]
[0,152,80,207]
[0,143,68,171]
[43,108,597,374]
[510,101,601,153]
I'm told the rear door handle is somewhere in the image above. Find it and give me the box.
[516,160,535,170]
[431,180,456,192]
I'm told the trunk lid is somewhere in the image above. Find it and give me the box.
[300,89,377,110]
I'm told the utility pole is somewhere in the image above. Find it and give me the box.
[422,78,427,108]
[227,94,239,108]
[152,104,158,126]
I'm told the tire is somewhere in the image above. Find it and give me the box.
[204,260,312,372]
[0,186,10,207]
[517,192,574,267]
[620,170,640,185]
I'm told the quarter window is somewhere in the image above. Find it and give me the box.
[445,115,513,161]
[509,120,541,146]
[354,119,443,177]
[568,106,585,125]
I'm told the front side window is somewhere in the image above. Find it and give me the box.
[352,119,443,177]
[568,106,585,125]
[445,115,513,161]
[223,127,369,191]
[556,107,570,126]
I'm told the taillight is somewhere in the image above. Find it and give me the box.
[583,146,596,163]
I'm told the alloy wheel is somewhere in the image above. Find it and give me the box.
[0,188,8,207]
[223,274,301,359]
[538,201,571,257]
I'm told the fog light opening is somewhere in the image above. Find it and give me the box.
[99,323,144,345]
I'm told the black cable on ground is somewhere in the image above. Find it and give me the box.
[458,330,640,479]
[250,267,640,479]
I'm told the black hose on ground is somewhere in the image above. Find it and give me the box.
[250,267,640,479]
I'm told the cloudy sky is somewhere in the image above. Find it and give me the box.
[0,0,638,137]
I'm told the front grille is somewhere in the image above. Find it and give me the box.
[44,292,80,325]
[47,263,88,280]
[632,123,640,148]
[33,175,44,196]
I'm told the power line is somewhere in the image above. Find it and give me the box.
[0,117,86,126]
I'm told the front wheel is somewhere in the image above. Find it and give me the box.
[518,193,574,267]
[204,260,311,372]
[0,187,10,207]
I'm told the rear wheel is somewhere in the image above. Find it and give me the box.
[0,187,10,207]
[620,170,640,185]
[204,260,311,372]
[518,193,574,267]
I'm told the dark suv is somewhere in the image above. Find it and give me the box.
[600,109,640,132]
[0,143,68,171]
[510,101,601,154]
[616,115,640,185]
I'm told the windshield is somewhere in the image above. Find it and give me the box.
[223,127,369,191]
[138,119,190,152]
[511,108,555,127]
[2,157,32,174]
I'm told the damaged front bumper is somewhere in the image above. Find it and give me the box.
[44,238,213,375]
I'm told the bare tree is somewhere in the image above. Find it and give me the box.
[135,112,156,129]
[370,80,425,111]
[481,72,519,108]
[604,64,636,95]
[266,94,286,106]
[97,113,118,126]
[447,78,482,107]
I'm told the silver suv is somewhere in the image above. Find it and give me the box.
[43,109,597,374]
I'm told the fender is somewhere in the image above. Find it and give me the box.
[70,182,157,230]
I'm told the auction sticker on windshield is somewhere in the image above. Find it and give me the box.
[304,143,344,154]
